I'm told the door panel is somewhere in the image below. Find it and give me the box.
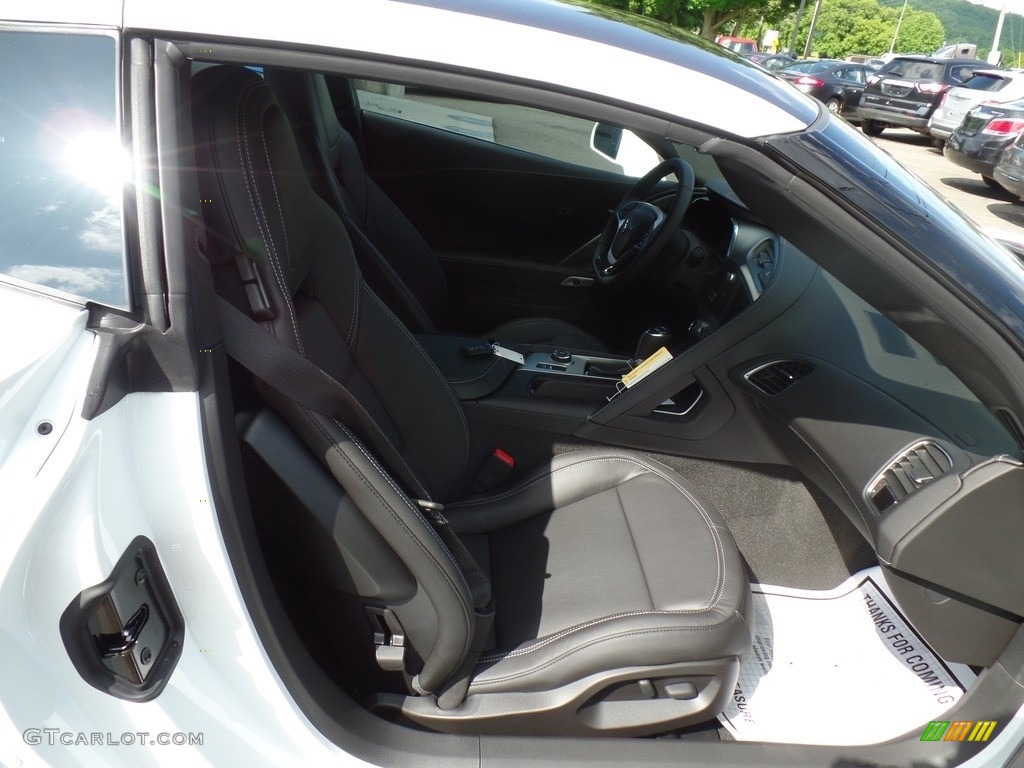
[360,110,643,333]
[361,110,632,261]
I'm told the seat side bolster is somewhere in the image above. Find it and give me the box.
[470,609,751,694]
[293,404,477,693]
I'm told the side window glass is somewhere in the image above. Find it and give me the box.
[0,30,128,307]
[354,80,661,177]
[952,66,973,84]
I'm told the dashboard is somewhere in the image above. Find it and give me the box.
[631,188,1024,669]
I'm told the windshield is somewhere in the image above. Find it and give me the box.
[768,117,1024,341]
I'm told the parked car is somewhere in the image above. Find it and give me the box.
[777,60,872,118]
[928,69,1024,143]
[944,97,1024,187]
[742,52,796,71]
[4,1,1024,767]
[856,55,983,137]
[993,130,1024,199]
[716,35,758,54]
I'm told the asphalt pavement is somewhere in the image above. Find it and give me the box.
[864,127,1024,236]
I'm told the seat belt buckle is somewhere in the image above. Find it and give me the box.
[468,448,516,495]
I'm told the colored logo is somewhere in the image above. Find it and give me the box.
[921,721,997,742]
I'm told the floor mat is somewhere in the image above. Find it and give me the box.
[719,567,976,745]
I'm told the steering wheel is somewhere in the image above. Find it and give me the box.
[593,157,695,286]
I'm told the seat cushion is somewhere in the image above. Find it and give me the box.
[445,451,752,695]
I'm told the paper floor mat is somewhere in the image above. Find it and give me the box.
[719,567,976,745]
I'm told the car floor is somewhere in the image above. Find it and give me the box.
[636,453,877,590]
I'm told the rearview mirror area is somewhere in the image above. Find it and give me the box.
[590,122,662,177]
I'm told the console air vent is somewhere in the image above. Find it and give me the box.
[867,441,953,513]
[744,360,815,396]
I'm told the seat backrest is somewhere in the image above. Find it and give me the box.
[191,64,480,697]
[266,69,449,329]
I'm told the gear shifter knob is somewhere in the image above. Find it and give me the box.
[634,326,673,361]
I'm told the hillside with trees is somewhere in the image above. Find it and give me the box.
[771,0,945,57]
[587,0,1023,63]
[878,0,1024,62]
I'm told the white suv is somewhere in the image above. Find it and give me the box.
[928,69,1024,142]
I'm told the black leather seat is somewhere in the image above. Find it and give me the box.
[192,65,751,736]
[264,69,607,351]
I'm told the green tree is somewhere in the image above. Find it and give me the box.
[626,0,688,24]
[777,0,943,57]
[590,0,800,40]
[896,10,945,54]
[689,0,800,39]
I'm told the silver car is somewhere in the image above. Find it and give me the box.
[928,69,1024,142]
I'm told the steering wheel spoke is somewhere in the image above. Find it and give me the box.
[594,157,695,286]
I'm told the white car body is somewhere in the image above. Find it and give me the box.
[3,2,1024,768]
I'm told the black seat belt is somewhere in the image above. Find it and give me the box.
[216,296,429,500]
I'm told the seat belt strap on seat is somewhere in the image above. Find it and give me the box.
[216,296,430,500]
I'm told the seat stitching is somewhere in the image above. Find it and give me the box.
[236,82,305,357]
[327,365,433,500]
[347,276,360,350]
[258,107,292,270]
[366,289,469,467]
[473,619,743,686]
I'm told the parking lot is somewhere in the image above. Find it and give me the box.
[868,127,1024,236]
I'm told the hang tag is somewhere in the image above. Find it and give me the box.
[492,344,525,365]
[621,347,671,388]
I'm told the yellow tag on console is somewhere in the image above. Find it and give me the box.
[621,347,672,388]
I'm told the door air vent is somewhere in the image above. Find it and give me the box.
[744,360,815,396]
[867,441,953,513]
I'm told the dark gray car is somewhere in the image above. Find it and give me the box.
[856,56,983,137]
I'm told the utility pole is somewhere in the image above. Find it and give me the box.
[802,0,824,58]
[788,0,808,56]
[990,0,1008,65]
[889,0,908,53]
